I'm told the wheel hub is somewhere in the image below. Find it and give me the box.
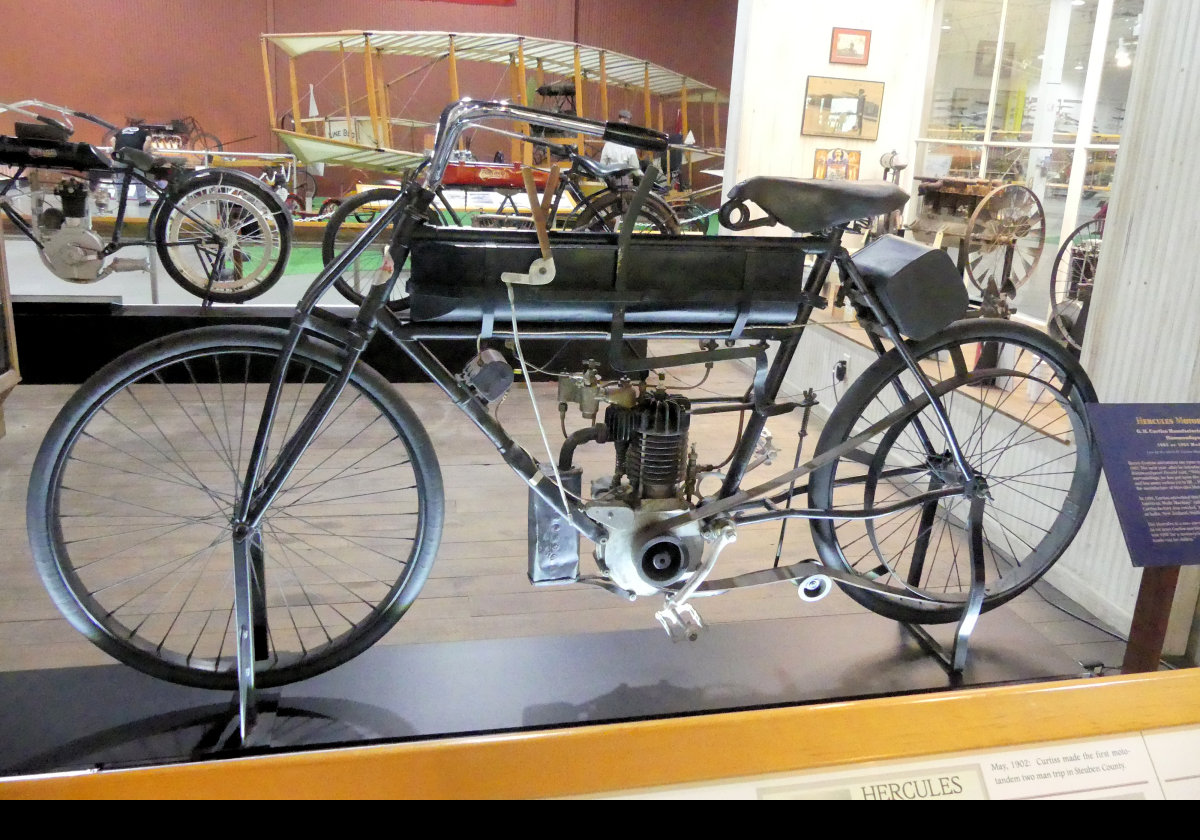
[926,451,965,486]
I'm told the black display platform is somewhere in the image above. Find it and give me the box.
[0,609,1084,777]
[12,300,642,384]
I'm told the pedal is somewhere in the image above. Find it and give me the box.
[655,601,705,642]
[109,257,150,273]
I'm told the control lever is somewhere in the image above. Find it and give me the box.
[501,164,560,286]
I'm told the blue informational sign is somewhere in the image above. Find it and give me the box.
[1091,403,1200,567]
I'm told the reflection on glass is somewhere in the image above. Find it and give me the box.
[925,0,1004,142]
[916,141,982,180]
[1092,0,1142,142]
[926,0,1098,145]
[1082,149,1117,212]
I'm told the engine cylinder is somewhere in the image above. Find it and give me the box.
[627,394,690,499]
[55,180,89,218]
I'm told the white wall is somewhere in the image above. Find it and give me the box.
[723,0,937,208]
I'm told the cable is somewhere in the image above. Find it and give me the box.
[505,283,573,520]
[516,340,576,376]
[664,365,712,391]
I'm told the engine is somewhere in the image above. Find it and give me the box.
[515,355,710,598]
[37,178,105,282]
[589,392,705,596]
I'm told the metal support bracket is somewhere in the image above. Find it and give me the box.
[901,493,988,678]
[501,164,559,286]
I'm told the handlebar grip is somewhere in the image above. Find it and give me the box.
[71,110,117,131]
[602,122,668,152]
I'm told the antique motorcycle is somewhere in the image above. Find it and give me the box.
[0,100,291,303]
[26,100,1101,690]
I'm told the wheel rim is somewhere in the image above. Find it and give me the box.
[165,187,284,294]
[964,185,1046,295]
[45,341,430,686]
[813,327,1097,616]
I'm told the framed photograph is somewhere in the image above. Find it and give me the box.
[802,76,884,141]
[814,149,861,181]
[830,28,871,66]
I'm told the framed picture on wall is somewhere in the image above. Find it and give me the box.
[802,76,884,141]
[814,149,861,180]
[830,28,871,66]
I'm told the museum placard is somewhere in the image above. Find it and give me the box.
[1091,403,1200,567]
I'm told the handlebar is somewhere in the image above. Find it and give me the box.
[425,99,668,189]
[601,120,668,152]
[0,100,118,134]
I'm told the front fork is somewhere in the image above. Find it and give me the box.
[227,182,434,687]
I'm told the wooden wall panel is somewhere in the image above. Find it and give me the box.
[2,0,735,176]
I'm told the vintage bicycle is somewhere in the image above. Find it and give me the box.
[26,100,1101,691]
[0,100,292,303]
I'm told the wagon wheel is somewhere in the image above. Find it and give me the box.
[963,184,1045,299]
[1049,217,1104,351]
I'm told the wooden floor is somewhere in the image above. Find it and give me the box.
[0,341,1126,676]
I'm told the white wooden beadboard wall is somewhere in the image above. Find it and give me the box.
[722,0,937,220]
[1055,0,1200,645]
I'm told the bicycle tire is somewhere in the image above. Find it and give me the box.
[27,325,444,689]
[807,319,1100,624]
[321,188,407,309]
[189,132,224,153]
[1049,218,1104,351]
[153,169,292,303]
[568,189,681,234]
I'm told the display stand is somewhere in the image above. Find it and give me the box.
[901,494,988,678]
[0,220,22,437]
[232,533,271,744]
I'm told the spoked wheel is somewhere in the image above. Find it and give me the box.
[568,189,681,234]
[188,132,224,154]
[320,187,406,308]
[964,184,1045,298]
[27,326,444,689]
[154,170,292,303]
[808,319,1100,624]
[1049,218,1104,350]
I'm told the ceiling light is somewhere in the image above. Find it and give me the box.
[1072,0,1085,6]
[1075,63,1085,70]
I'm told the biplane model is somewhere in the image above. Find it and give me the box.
[259,30,728,230]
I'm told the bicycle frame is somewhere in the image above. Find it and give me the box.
[234,99,976,556]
